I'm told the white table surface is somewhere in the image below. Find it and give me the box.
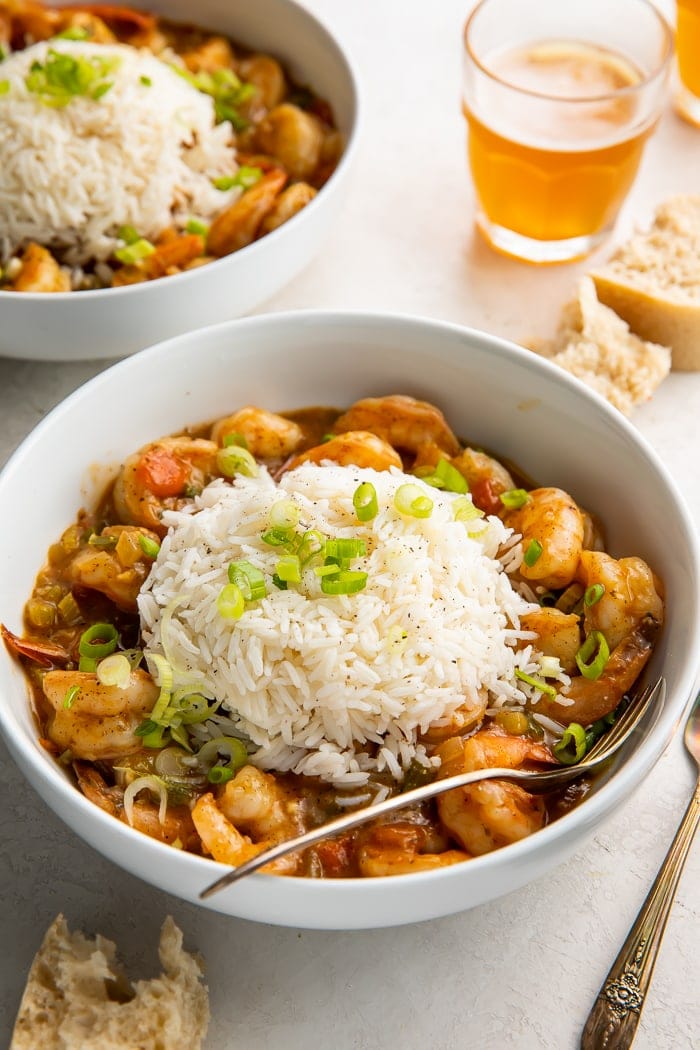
[1,1,699,1046]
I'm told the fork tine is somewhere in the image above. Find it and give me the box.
[585,676,663,762]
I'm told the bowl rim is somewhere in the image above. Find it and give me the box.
[1,308,699,906]
[0,0,362,304]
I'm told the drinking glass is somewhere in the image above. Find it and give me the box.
[462,0,673,263]
[676,0,700,124]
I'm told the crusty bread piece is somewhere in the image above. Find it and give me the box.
[10,915,209,1050]
[534,276,671,415]
[591,195,700,371]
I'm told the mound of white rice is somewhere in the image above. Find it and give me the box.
[139,464,544,786]
[0,40,238,264]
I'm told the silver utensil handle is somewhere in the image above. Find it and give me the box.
[580,781,700,1050]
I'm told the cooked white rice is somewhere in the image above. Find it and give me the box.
[0,40,238,265]
[139,464,546,786]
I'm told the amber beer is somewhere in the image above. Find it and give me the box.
[676,0,700,124]
[462,0,672,263]
[465,43,649,247]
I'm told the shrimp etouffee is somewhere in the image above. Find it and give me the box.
[0,0,341,292]
[3,395,664,878]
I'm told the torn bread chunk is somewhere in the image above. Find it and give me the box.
[591,195,700,371]
[534,276,671,415]
[10,915,209,1050]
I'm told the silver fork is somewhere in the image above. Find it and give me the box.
[581,688,700,1050]
[200,676,663,899]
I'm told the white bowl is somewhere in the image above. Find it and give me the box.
[1,311,698,929]
[0,0,360,362]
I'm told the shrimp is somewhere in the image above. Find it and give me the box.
[10,243,70,293]
[57,10,116,42]
[207,169,288,257]
[452,448,516,514]
[238,54,287,110]
[67,525,161,612]
[357,822,469,877]
[113,436,218,536]
[259,183,317,234]
[534,614,660,725]
[112,233,205,286]
[192,765,301,873]
[333,395,461,458]
[0,0,60,43]
[421,690,488,743]
[520,607,581,674]
[1,623,70,667]
[74,763,199,849]
[181,35,234,74]
[42,669,158,761]
[210,406,304,459]
[503,487,585,590]
[289,431,402,471]
[254,103,324,180]
[577,551,664,650]
[435,729,555,856]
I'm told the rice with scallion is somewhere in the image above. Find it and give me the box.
[138,464,550,786]
[0,40,238,266]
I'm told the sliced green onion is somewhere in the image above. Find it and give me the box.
[117,224,140,245]
[386,625,408,653]
[538,655,562,679]
[78,656,97,672]
[353,482,378,522]
[433,459,468,494]
[212,175,237,191]
[272,573,288,590]
[228,560,267,601]
[79,622,118,660]
[452,496,484,523]
[321,433,335,443]
[325,538,366,563]
[96,653,131,689]
[275,555,301,583]
[26,48,119,106]
[222,431,248,449]
[171,692,214,725]
[123,775,168,826]
[88,532,118,549]
[55,26,90,40]
[196,735,248,772]
[234,164,263,188]
[553,723,587,765]
[138,534,160,559]
[394,484,433,519]
[216,445,257,478]
[321,570,368,595]
[261,526,297,550]
[314,562,341,578]
[297,529,325,565]
[514,668,557,699]
[523,539,543,567]
[114,238,154,264]
[169,724,193,751]
[270,500,300,531]
[185,217,208,236]
[499,488,530,510]
[0,80,9,95]
[140,723,167,749]
[134,718,159,738]
[208,765,234,784]
[575,631,610,680]
[584,583,606,607]
[538,591,557,607]
[217,583,245,620]
[139,74,152,86]
[147,653,174,721]
[63,684,80,709]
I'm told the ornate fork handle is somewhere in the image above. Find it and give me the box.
[581,782,700,1050]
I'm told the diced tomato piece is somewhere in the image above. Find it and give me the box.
[313,835,355,877]
[135,446,190,498]
[469,478,503,516]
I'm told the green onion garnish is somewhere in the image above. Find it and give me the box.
[212,164,264,192]
[499,488,530,510]
[139,75,152,86]
[228,560,267,601]
[394,483,433,519]
[212,175,236,191]
[584,583,605,607]
[320,570,368,595]
[185,216,208,236]
[96,653,131,689]
[324,538,366,563]
[208,765,234,784]
[78,656,97,672]
[0,80,9,96]
[269,500,300,531]
[553,723,587,765]
[197,735,247,772]
[575,631,610,680]
[26,49,119,106]
[523,539,543,567]
[117,224,140,245]
[353,482,378,522]
[138,534,160,559]
[114,238,154,265]
[261,526,295,549]
[55,26,90,40]
[417,459,468,494]
[88,533,118,549]
[272,573,288,590]
[514,668,557,699]
[134,718,159,738]
[275,555,301,584]
[453,496,484,523]
[217,583,245,620]
[222,431,248,449]
[79,622,118,660]
[216,445,258,478]
[297,529,325,565]
[63,685,80,709]
[314,562,341,578]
